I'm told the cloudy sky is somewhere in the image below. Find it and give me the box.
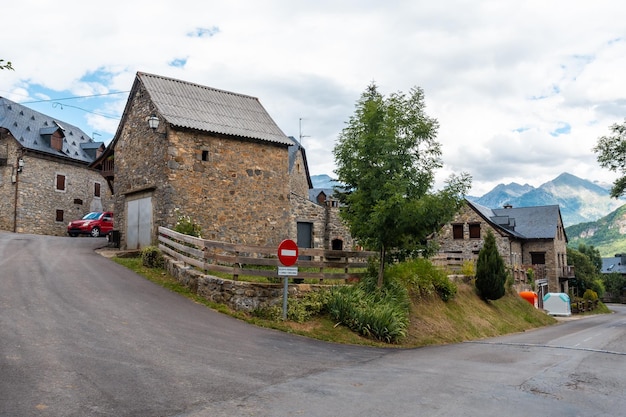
[2,0,625,195]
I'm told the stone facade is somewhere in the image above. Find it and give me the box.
[0,130,112,236]
[112,79,291,248]
[434,202,570,293]
[106,73,355,251]
[288,149,354,251]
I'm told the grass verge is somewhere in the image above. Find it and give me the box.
[112,256,573,348]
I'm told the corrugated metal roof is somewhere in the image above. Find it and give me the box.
[138,72,292,146]
[0,97,99,163]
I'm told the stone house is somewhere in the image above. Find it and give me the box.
[0,97,111,236]
[432,199,575,296]
[92,72,352,251]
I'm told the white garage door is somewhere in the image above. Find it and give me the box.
[126,196,153,250]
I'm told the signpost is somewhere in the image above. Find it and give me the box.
[278,239,298,319]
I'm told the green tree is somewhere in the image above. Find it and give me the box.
[475,229,506,301]
[577,243,602,273]
[593,119,626,198]
[333,82,471,286]
[567,247,604,297]
[0,59,14,70]
[602,272,626,302]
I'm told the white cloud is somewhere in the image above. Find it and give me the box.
[2,0,625,195]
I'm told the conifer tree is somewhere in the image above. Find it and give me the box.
[475,229,506,300]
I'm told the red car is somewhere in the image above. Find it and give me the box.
[67,211,114,238]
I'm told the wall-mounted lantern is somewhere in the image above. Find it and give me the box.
[17,157,24,172]
[148,114,160,130]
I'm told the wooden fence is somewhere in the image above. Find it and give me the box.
[157,226,377,283]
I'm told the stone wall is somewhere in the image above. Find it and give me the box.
[113,81,291,248]
[165,255,317,312]
[0,133,112,235]
[435,203,513,261]
[289,192,355,250]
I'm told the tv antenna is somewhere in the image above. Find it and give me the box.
[299,118,310,148]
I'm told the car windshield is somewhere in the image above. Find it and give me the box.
[82,212,102,220]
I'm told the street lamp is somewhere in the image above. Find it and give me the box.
[148,114,159,130]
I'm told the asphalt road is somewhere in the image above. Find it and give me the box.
[1,232,625,417]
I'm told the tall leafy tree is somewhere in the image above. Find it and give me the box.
[333,82,471,286]
[475,230,507,301]
[567,247,604,297]
[577,243,602,273]
[593,119,626,198]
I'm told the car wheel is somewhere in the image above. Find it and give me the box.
[69,233,77,237]
[90,227,101,238]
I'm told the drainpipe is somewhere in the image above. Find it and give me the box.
[13,149,24,233]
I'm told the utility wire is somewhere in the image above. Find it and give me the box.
[21,90,130,104]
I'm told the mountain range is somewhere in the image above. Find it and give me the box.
[467,172,624,227]
[311,172,623,227]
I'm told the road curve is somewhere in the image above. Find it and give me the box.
[1,232,625,417]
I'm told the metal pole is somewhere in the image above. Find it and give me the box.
[282,276,288,320]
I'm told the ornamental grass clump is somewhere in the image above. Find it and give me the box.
[327,269,410,343]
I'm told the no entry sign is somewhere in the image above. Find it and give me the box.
[277,239,298,266]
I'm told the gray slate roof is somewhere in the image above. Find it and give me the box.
[601,256,626,275]
[467,200,563,240]
[138,72,292,146]
[0,97,99,163]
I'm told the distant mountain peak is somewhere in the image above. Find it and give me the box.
[469,172,623,226]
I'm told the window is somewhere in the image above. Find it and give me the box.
[452,224,463,239]
[469,223,481,239]
[56,174,66,191]
[56,210,64,222]
[531,252,546,265]
[94,182,101,198]
[202,150,209,161]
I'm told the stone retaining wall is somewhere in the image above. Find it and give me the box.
[164,255,317,312]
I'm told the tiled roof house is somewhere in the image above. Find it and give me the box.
[432,199,575,297]
[0,97,111,235]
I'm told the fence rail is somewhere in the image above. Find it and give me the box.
[158,226,377,283]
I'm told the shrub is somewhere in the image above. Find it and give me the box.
[388,258,457,301]
[583,289,598,301]
[460,260,475,277]
[475,230,506,301]
[253,289,330,323]
[142,246,164,268]
[174,209,202,237]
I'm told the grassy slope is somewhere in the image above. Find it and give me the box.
[402,283,557,347]
[113,256,558,348]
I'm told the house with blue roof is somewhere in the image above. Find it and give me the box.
[0,97,111,236]
[432,199,575,298]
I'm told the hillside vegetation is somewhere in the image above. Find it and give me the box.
[567,204,626,257]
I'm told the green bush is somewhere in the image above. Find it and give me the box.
[253,289,330,323]
[583,289,598,301]
[388,258,457,301]
[460,260,475,277]
[174,209,202,237]
[142,246,164,268]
